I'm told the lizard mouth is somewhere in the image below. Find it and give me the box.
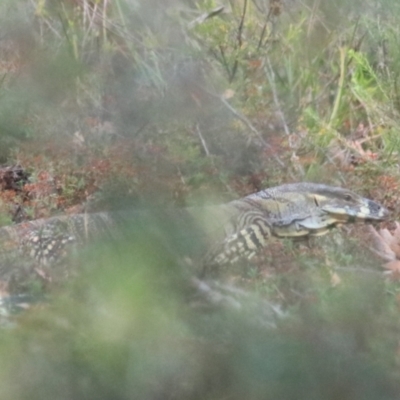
[323,202,390,222]
[328,213,389,223]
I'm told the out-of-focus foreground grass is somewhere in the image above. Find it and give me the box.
[0,219,399,400]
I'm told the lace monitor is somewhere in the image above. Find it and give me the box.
[203,182,389,265]
[0,183,389,280]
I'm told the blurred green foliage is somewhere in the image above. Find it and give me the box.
[0,226,398,400]
[0,0,399,398]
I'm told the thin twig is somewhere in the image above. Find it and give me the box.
[264,57,291,136]
[257,20,268,51]
[103,0,109,44]
[187,6,225,29]
[217,45,232,79]
[329,46,347,127]
[229,0,248,82]
[219,96,287,169]
[195,124,210,156]
[82,1,99,47]
[178,74,293,176]
[257,0,276,50]
[237,0,247,49]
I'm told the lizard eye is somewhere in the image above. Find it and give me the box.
[344,194,353,201]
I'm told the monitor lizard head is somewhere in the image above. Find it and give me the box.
[293,182,389,222]
[252,182,390,238]
[208,183,390,267]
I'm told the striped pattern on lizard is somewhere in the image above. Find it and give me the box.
[204,183,389,265]
[0,183,390,280]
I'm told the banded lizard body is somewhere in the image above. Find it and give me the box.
[0,183,389,282]
[203,183,389,265]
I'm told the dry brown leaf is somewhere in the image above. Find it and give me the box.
[383,260,400,272]
[368,225,396,261]
[383,260,400,281]
[369,222,400,277]
[328,137,378,169]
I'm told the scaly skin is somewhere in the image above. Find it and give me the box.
[205,183,389,265]
[0,183,390,283]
